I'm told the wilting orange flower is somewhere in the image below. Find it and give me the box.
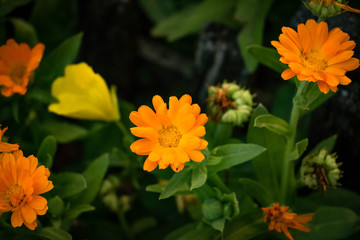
[129,94,208,172]
[272,19,359,94]
[0,125,19,153]
[0,39,44,97]
[262,203,314,240]
[0,150,53,230]
[310,0,360,14]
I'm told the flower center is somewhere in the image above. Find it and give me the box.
[302,51,327,71]
[3,184,26,208]
[10,65,27,85]
[158,125,182,148]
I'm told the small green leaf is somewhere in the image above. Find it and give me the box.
[239,178,273,207]
[159,168,191,199]
[35,33,83,86]
[42,121,88,144]
[37,135,57,168]
[151,0,237,42]
[131,216,157,235]
[191,161,207,190]
[64,204,95,220]
[248,45,287,73]
[48,196,64,218]
[51,172,87,199]
[207,144,266,174]
[211,218,226,232]
[310,135,337,154]
[254,114,290,137]
[0,0,34,17]
[36,227,72,240]
[146,184,166,193]
[286,138,308,161]
[72,154,109,204]
[175,223,217,240]
[10,18,38,47]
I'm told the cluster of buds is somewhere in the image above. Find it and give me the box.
[207,81,254,126]
[100,175,132,213]
[300,148,342,192]
[305,0,360,19]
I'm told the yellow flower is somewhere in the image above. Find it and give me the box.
[272,19,360,94]
[262,203,314,240]
[0,125,19,153]
[129,94,208,172]
[48,63,120,121]
[0,39,44,97]
[0,150,53,230]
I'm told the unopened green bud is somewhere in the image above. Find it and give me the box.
[328,168,341,186]
[103,192,119,212]
[305,0,345,18]
[202,199,223,221]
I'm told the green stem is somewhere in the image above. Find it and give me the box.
[280,81,308,202]
[317,16,325,23]
[117,209,132,238]
[208,174,231,194]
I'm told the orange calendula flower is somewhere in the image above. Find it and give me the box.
[272,19,360,94]
[129,94,208,172]
[0,150,53,230]
[0,39,44,97]
[262,203,314,240]
[0,125,19,153]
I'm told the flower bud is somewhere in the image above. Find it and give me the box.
[300,148,342,191]
[206,81,255,126]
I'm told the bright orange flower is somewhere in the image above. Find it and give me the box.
[262,203,314,240]
[0,125,19,153]
[272,19,360,94]
[0,39,44,97]
[0,150,53,230]
[129,94,208,172]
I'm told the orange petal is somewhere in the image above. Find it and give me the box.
[179,94,192,106]
[21,205,37,224]
[152,95,164,112]
[328,51,354,65]
[317,81,330,94]
[11,210,23,227]
[188,150,204,162]
[130,139,154,155]
[281,69,296,80]
[27,195,47,210]
[143,158,158,172]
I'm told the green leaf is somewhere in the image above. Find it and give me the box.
[239,178,273,207]
[299,82,335,112]
[286,138,308,161]
[64,204,95,220]
[205,121,233,150]
[293,207,358,240]
[151,0,237,42]
[10,18,38,47]
[254,114,290,137]
[131,216,157,235]
[211,218,226,232]
[30,0,77,50]
[73,154,109,204]
[310,135,337,154]
[207,143,266,174]
[248,45,287,73]
[0,0,34,17]
[235,0,274,72]
[48,196,65,219]
[165,223,198,240]
[51,172,87,199]
[42,121,88,144]
[191,161,207,190]
[37,135,57,168]
[146,184,166,193]
[36,227,72,240]
[35,33,83,86]
[223,211,266,240]
[247,104,287,199]
[159,168,192,199]
[176,224,217,240]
